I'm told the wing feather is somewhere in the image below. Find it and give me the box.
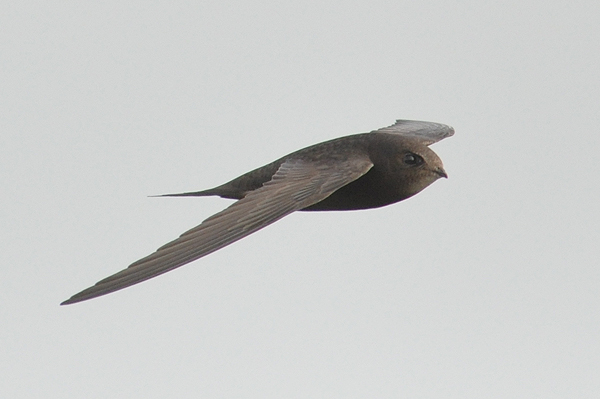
[62,156,372,304]
[372,119,454,145]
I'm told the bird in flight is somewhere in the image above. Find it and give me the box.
[62,119,454,305]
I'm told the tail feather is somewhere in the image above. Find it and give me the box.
[150,189,222,198]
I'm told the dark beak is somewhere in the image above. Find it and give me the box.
[435,167,448,179]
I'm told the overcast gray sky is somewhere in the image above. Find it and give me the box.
[2,1,599,398]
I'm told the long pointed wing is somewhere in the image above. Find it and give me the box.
[372,119,454,145]
[62,156,373,305]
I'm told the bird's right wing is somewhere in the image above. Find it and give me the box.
[62,156,373,305]
[372,119,454,145]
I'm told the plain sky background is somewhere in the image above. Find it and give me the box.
[2,1,599,398]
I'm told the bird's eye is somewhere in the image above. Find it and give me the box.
[403,153,424,166]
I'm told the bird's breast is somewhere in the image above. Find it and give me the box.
[301,166,406,211]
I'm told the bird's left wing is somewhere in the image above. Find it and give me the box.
[62,156,373,304]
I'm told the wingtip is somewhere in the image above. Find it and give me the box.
[60,293,87,305]
[60,285,107,305]
[373,119,454,143]
[60,298,75,306]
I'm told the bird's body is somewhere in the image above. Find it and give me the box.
[166,132,445,210]
[62,120,453,305]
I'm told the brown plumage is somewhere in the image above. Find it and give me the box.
[62,119,453,305]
